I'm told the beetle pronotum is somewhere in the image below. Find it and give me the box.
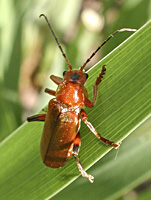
[27,14,136,183]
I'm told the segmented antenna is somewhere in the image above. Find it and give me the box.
[80,28,137,71]
[40,14,72,70]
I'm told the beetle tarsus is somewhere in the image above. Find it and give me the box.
[113,141,122,149]
[99,135,121,149]
[71,135,94,183]
[74,156,94,183]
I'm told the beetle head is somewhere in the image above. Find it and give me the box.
[63,70,88,85]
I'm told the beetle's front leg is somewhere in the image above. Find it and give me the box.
[45,74,63,96]
[44,75,63,96]
[80,110,121,149]
[70,133,94,183]
[85,65,106,108]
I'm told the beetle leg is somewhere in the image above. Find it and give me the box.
[45,75,63,95]
[72,132,81,156]
[72,133,94,183]
[50,75,63,85]
[80,109,121,149]
[27,113,46,122]
[73,156,94,183]
[45,88,56,96]
[85,65,106,108]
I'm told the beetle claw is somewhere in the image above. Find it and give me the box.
[88,175,94,183]
[114,141,122,149]
[80,170,94,183]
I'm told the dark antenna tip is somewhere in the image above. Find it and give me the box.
[39,14,47,19]
[39,14,43,18]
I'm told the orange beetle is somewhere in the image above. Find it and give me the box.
[27,14,136,183]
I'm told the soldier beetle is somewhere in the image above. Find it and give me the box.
[27,14,136,183]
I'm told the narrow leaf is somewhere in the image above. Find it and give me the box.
[0,20,151,200]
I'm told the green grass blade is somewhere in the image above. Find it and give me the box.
[0,0,23,140]
[0,20,151,200]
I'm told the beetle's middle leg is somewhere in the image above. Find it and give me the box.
[45,75,63,96]
[80,109,121,149]
[68,133,94,183]
[45,88,56,96]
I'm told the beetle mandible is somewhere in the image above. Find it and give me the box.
[27,14,136,183]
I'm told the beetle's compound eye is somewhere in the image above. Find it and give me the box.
[85,73,88,79]
[63,71,66,76]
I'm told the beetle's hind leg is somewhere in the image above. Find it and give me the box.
[73,156,94,183]
[27,113,46,122]
[71,133,94,183]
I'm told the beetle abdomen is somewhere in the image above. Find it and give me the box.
[40,99,80,168]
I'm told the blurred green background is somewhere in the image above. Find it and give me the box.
[0,0,151,199]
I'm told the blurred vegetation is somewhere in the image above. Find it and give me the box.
[0,0,151,199]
